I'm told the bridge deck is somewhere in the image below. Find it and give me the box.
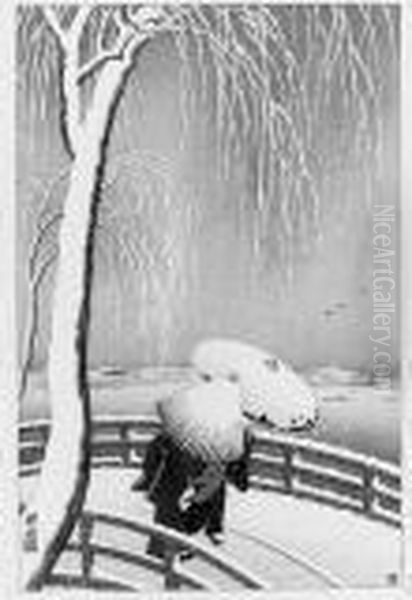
[21,467,401,590]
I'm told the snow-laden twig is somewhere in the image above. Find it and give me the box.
[19,251,57,402]
[29,214,62,279]
[42,6,68,49]
[77,34,134,83]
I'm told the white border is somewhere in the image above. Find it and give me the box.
[401,0,412,594]
[1,1,410,598]
[0,0,18,598]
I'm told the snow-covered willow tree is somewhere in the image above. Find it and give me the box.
[17,3,397,590]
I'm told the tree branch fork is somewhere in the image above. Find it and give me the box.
[42,5,161,154]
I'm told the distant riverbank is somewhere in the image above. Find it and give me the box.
[20,368,401,464]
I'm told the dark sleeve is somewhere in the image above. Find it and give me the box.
[181,500,210,534]
[142,434,167,483]
[244,427,254,458]
[131,433,167,492]
[226,428,254,492]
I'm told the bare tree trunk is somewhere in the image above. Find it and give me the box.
[23,141,97,590]
[22,62,131,588]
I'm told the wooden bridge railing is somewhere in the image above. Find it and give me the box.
[54,510,272,591]
[19,415,401,528]
[250,430,401,527]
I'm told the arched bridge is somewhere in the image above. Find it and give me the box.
[19,416,402,591]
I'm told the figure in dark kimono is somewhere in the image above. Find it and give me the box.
[131,431,191,558]
[132,426,253,555]
[182,426,254,544]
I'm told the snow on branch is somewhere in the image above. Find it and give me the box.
[67,5,94,44]
[77,4,182,84]
[120,5,171,34]
[19,250,57,402]
[42,6,68,49]
[19,4,398,275]
[173,4,396,265]
[40,7,83,155]
[29,213,62,279]
[178,5,320,256]
[77,31,134,84]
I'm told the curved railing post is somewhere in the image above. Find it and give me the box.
[19,417,401,530]
[362,464,375,515]
[119,423,130,466]
[79,513,94,585]
[283,445,294,493]
[39,424,49,456]
[88,512,272,590]
[164,544,180,590]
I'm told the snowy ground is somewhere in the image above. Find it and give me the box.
[20,467,402,591]
[19,366,401,591]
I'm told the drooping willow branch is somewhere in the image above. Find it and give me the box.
[19,146,187,393]
[17,3,398,318]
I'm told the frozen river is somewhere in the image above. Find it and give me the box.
[20,367,401,464]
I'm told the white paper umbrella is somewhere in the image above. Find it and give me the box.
[157,380,246,464]
[192,338,319,431]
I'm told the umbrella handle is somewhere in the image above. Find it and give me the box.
[242,410,278,429]
[146,451,168,502]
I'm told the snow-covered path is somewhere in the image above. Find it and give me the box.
[21,466,400,591]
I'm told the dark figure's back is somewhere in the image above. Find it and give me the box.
[143,432,189,505]
[133,428,254,556]
[135,432,190,557]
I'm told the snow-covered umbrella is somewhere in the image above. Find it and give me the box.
[156,379,247,465]
[191,338,319,432]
